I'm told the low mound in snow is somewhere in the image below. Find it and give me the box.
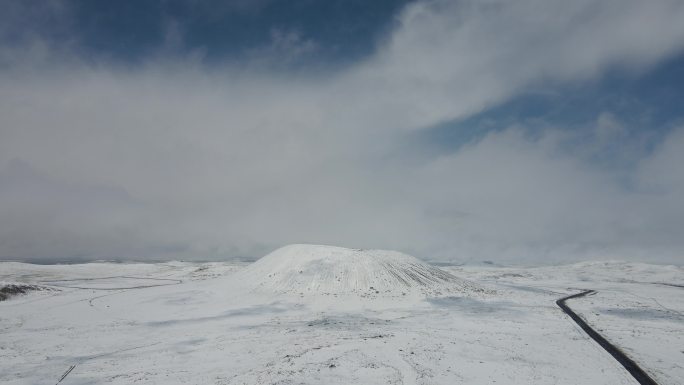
[236,244,484,297]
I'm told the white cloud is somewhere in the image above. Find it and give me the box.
[408,126,684,263]
[1,0,684,263]
[338,0,684,131]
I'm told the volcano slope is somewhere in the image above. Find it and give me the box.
[235,244,485,298]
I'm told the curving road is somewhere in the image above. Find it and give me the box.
[556,290,659,385]
[40,276,182,290]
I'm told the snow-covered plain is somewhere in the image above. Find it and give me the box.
[1,245,682,384]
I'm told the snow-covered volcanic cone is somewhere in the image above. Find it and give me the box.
[235,244,484,297]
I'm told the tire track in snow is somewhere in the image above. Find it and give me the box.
[55,365,75,384]
[54,342,161,384]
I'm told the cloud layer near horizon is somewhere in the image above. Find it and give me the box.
[2,0,684,263]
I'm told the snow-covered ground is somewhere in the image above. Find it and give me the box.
[1,246,682,384]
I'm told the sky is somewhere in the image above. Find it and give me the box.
[1,0,684,264]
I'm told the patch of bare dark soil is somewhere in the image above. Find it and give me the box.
[0,284,52,301]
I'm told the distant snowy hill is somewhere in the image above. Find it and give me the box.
[235,244,485,297]
[1,257,682,384]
